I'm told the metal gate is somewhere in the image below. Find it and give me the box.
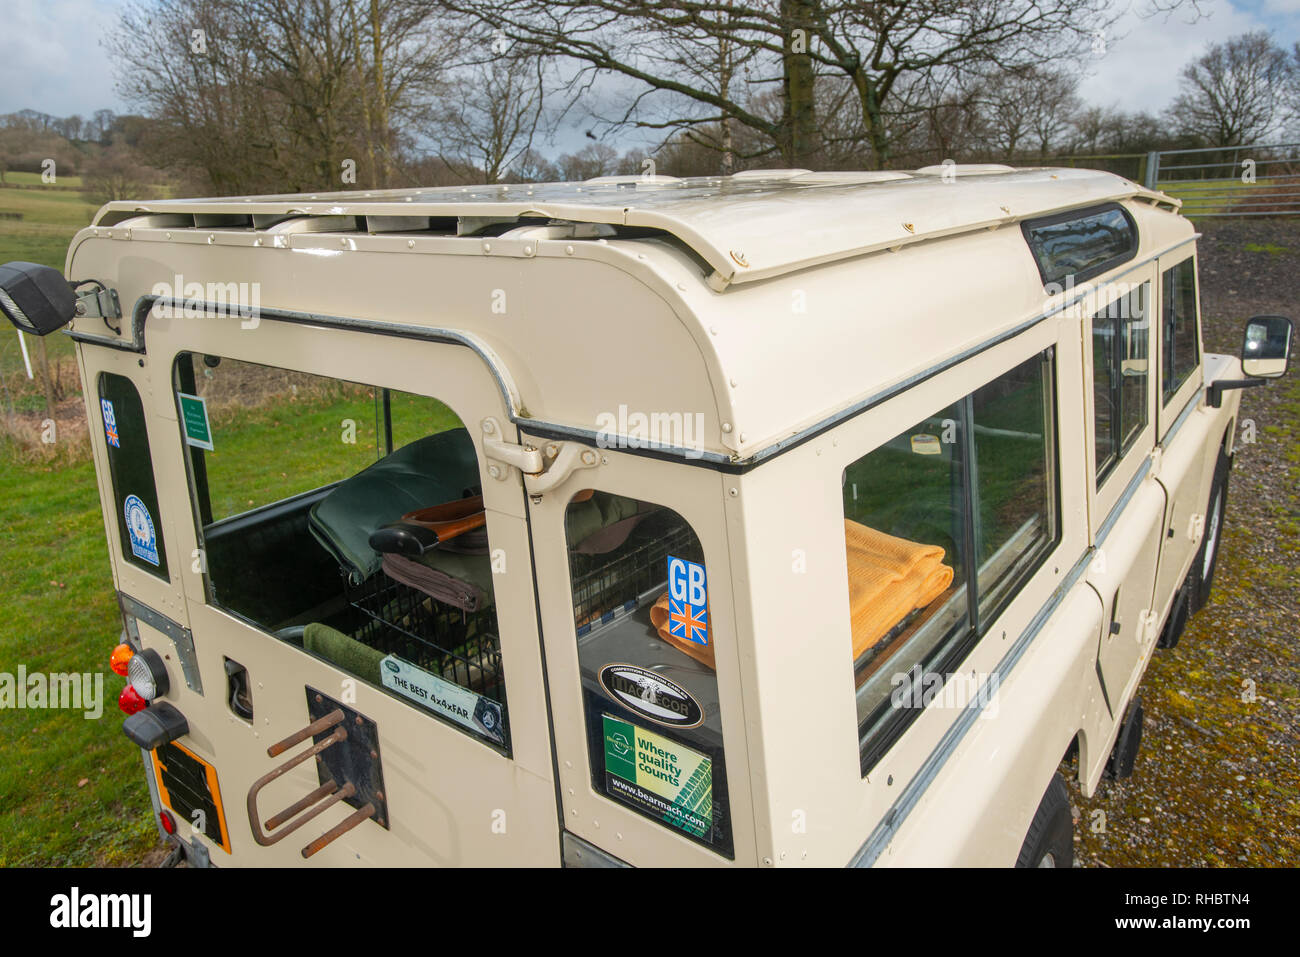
[1143,143,1300,218]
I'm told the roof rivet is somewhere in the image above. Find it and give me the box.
[721,423,732,433]
[407,239,415,248]
[729,378,737,388]
[482,242,492,254]
[677,282,686,291]
[341,237,348,247]
[207,234,215,244]
[739,433,747,441]
[728,487,738,497]
[165,232,172,240]
[729,249,749,267]
[254,237,262,246]
[524,245,533,255]
[565,245,575,255]
[1000,205,1010,214]
[710,326,718,335]
[902,222,915,233]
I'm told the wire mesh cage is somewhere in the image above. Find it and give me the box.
[345,571,506,707]
[569,513,701,637]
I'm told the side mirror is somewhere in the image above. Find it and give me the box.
[1241,315,1292,379]
[0,261,77,336]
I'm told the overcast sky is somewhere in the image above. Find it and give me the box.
[1,0,1297,151]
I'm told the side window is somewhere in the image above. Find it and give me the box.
[98,372,169,579]
[1162,258,1200,404]
[563,493,733,859]
[173,353,510,751]
[1091,283,1150,485]
[842,350,1059,773]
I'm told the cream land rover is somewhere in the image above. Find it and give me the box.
[0,165,1292,867]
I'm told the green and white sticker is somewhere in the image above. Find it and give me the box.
[380,655,505,745]
[177,392,213,451]
[602,714,713,840]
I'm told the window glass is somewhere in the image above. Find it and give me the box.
[843,402,969,736]
[1092,283,1150,485]
[1162,259,1200,404]
[564,493,733,858]
[1023,205,1137,286]
[174,353,510,751]
[972,353,1057,620]
[843,350,1060,774]
[98,373,170,579]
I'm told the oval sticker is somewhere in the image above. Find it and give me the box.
[598,664,704,729]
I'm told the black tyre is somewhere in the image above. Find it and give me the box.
[1015,772,1074,868]
[1190,448,1230,614]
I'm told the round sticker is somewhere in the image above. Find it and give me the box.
[598,663,704,728]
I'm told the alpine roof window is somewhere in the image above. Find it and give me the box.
[1022,203,1138,288]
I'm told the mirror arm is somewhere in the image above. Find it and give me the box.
[1207,378,1267,409]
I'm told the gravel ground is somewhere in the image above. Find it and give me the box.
[1067,218,1300,867]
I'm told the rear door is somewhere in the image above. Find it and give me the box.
[523,441,757,866]
[89,307,561,865]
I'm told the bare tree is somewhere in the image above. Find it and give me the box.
[108,0,446,193]
[440,0,1144,168]
[558,142,618,179]
[1167,31,1294,147]
[424,53,548,183]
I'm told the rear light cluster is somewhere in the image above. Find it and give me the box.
[110,643,170,715]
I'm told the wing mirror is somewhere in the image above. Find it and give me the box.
[0,261,78,336]
[1208,315,1293,408]
[1241,315,1292,379]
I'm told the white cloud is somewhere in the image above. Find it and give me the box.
[1077,0,1298,116]
[0,0,129,117]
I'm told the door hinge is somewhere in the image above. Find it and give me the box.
[480,418,600,493]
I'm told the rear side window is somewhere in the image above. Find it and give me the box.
[98,373,169,579]
[1092,283,1150,484]
[173,353,512,752]
[1162,258,1200,404]
[563,492,733,859]
[843,350,1059,774]
[1023,204,1138,287]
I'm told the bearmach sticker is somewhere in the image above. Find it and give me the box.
[380,655,505,745]
[602,714,712,841]
[177,392,214,451]
[598,663,703,728]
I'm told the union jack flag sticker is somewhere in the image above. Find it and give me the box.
[667,555,708,646]
[101,399,120,448]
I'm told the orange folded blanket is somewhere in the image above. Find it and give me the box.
[845,519,954,660]
[649,593,716,669]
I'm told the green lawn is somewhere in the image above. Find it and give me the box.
[0,446,156,865]
[1,171,86,189]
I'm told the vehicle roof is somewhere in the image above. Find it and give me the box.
[94,166,1177,290]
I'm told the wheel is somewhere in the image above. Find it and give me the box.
[1015,772,1074,868]
[1190,448,1230,614]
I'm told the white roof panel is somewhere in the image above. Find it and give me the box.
[96,167,1171,287]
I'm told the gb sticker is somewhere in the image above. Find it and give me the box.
[667,555,708,646]
[101,398,120,448]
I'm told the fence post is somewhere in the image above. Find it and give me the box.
[1144,151,1160,190]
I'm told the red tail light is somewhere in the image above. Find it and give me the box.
[118,685,147,715]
